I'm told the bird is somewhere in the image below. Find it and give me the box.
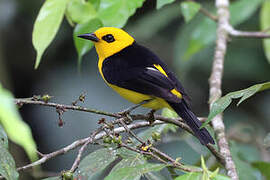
[78,27,215,145]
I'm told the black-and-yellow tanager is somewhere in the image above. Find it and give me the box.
[78,27,214,145]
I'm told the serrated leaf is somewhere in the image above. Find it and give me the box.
[252,161,270,180]
[67,0,96,24]
[74,148,118,179]
[105,163,166,180]
[73,18,103,66]
[260,1,270,64]
[156,0,175,9]
[0,124,19,180]
[202,82,270,128]
[179,0,263,61]
[32,0,67,69]
[180,1,201,23]
[97,0,145,27]
[0,84,37,162]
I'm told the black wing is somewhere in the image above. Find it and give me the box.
[101,42,189,104]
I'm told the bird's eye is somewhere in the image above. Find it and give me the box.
[102,34,115,43]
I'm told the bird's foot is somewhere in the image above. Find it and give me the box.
[147,109,156,125]
[119,99,153,116]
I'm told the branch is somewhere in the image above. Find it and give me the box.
[209,0,238,179]
[15,98,120,118]
[14,98,224,169]
[227,25,270,38]
[17,121,163,172]
[196,2,270,40]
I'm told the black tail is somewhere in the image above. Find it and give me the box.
[168,102,215,145]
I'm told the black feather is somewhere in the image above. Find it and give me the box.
[168,102,215,145]
[101,42,215,145]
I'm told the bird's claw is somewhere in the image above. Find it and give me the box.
[147,109,156,125]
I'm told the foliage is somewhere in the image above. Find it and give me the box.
[1,0,269,179]
[180,1,201,23]
[175,0,263,61]
[175,156,230,180]
[260,0,270,64]
[252,161,270,180]
[0,125,19,180]
[32,0,68,69]
[33,0,146,68]
[202,82,270,128]
[0,84,37,162]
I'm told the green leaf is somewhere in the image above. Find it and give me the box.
[0,124,19,180]
[73,18,103,66]
[128,5,180,40]
[260,0,270,63]
[97,0,145,27]
[179,0,263,61]
[0,124,8,149]
[230,0,263,25]
[180,1,201,23]
[156,0,175,9]
[162,107,178,118]
[212,175,231,180]
[67,0,96,24]
[90,0,101,10]
[144,171,167,180]
[0,84,37,162]
[42,177,60,180]
[109,148,166,180]
[32,0,68,69]
[74,148,118,179]
[42,176,59,180]
[230,141,259,180]
[175,172,201,180]
[202,82,270,128]
[0,145,19,180]
[252,161,270,180]
[175,171,230,180]
[137,123,178,144]
[105,163,166,180]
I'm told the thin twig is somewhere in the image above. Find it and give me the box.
[69,127,103,173]
[227,25,270,38]
[15,98,121,118]
[209,0,238,179]
[199,6,218,21]
[117,116,202,172]
[14,98,224,167]
[16,121,162,172]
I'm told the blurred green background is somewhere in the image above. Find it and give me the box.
[0,0,269,179]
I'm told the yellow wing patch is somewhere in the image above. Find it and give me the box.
[153,64,168,77]
[153,64,182,99]
[171,89,182,98]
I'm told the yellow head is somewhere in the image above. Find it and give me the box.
[78,27,135,60]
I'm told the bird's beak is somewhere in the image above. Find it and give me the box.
[77,33,99,42]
